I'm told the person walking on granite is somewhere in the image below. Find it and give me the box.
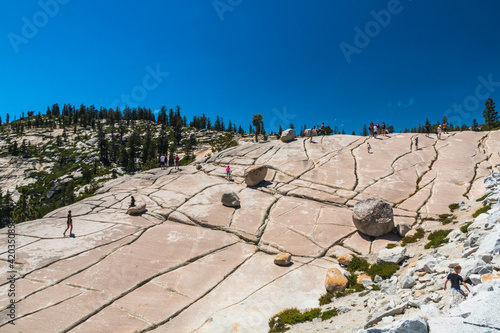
[444,264,470,298]
[63,210,73,237]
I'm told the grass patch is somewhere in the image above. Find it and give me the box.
[401,228,425,246]
[386,243,397,249]
[318,292,334,306]
[347,256,370,273]
[472,204,491,218]
[448,203,460,211]
[371,284,381,291]
[269,308,321,333]
[424,230,452,249]
[476,193,489,202]
[320,308,338,321]
[367,263,399,280]
[439,214,455,225]
[460,222,473,233]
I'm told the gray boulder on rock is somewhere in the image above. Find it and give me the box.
[484,176,497,188]
[244,165,268,186]
[353,198,394,237]
[377,247,406,265]
[280,129,296,142]
[359,315,428,333]
[221,191,240,207]
[401,275,416,289]
[478,230,500,255]
[396,222,411,237]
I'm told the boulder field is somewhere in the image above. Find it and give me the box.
[0,131,499,332]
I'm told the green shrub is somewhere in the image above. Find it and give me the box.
[386,243,397,249]
[368,263,400,280]
[448,203,460,212]
[472,205,491,218]
[318,292,333,306]
[401,228,425,246]
[476,193,489,202]
[424,230,452,249]
[347,256,370,273]
[268,308,321,333]
[320,308,338,321]
[460,222,473,233]
[439,214,455,225]
[371,284,381,291]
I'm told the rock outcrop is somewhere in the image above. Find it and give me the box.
[3,131,500,332]
[353,198,394,237]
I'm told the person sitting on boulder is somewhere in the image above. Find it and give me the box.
[129,196,136,208]
[444,264,470,298]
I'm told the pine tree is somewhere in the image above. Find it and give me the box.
[483,98,498,130]
[472,119,480,131]
[278,125,282,136]
[362,124,368,136]
[252,114,263,142]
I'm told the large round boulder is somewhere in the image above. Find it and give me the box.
[352,198,394,237]
[244,165,268,186]
[325,268,348,293]
[280,129,296,142]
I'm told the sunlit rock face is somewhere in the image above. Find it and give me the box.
[1,131,496,332]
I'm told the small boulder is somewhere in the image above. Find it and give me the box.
[359,316,429,333]
[325,268,348,293]
[221,191,240,207]
[377,247,406,265]
[338,254,354,266]
[352,198,394,237]
[280,129,296,142]
[400,275,416,289]
[357,275,371,284]
[274,252,292,266]
[196,163,202,170]
[244,165,268,186]
[396,222,411,237]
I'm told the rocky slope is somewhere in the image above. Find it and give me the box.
[0,131,499,332]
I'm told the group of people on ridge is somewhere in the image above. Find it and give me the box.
[160,154,180,170]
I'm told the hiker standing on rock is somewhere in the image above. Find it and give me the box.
[63,210,73,237]
[160,154,166,169]
[175,155,180,170]
[425,124,430,137]
[444,264,470,298]
[437,125,442,140]
[415,137,419,150]
[226,165,231,180]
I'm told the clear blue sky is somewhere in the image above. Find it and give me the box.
[1,0,500,134]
